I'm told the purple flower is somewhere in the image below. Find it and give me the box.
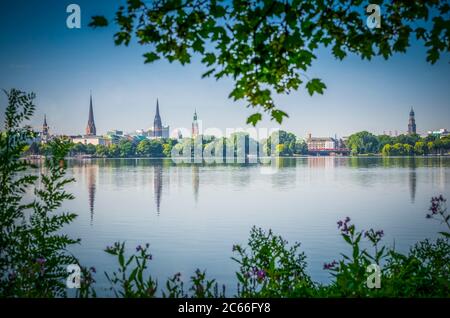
[136,245,142,252]
[256,269,266,281]
[36,257,46,265]
[337,217,352,234]
[89,266,96,273]
[429,195,446,215]
[365,228,384,244]
[147,254,153,260]
[323,260,338,270]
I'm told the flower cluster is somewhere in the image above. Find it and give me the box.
[337,217,351,234]
[323,260,338,270]
[364,229,384,245]
[427,195,447,218]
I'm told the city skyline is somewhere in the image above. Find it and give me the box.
[0,1,449,138]
[39,93,428,140]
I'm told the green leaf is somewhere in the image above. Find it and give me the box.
[89,16,109,28]
[342,234,352,245]
[271,109,288,124]
[201,53,216,66]
[129,267,138,282]
[143,52,160,63]
[201,68,216,78]
[246,113,262,126]
[306,78,327,96]
[438,231,450,238]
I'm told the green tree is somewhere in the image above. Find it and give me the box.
[377,134,394,153]
[294,139,308,155]
[414,141,428,155]
[89,0,450,125]
[136,139,151,157]
[118,140,136,157]
[95,144,109,157]
[393,134,420,146]
[381,143,391,156]
[0,89,82,297]
[347,131,379,155]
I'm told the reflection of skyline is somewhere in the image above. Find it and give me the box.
[154,163,163,215]
[409,159,417,203]
[192,165,199,203]
[86,163,97,225]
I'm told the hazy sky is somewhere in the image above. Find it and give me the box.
[0,0,449,138]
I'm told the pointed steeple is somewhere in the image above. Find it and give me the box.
[192,109,199,138]
[86,92,97,136]
[408,107,416,135]
[156,99,160,117]
[153,98,163,137]
[42,114,49,138]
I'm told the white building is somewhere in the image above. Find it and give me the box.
[72,135,110,146]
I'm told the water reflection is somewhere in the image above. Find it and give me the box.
[153,162,163,215]
[192,165,199,203]
[87,165,96,224]
[65,157,450,219]
[409,159,417,203]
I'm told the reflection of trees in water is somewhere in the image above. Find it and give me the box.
[85,163,97,225]
[409,158,417,203]
[192,165,199,203]
[153,162,163,215]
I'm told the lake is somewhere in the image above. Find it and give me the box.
[58,157,449,296]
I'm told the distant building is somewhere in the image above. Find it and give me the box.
[306,133,337,150]
[427,128,449,138]
[408,107,417,135]
[72,93,109,146]
[306,133,348,155]
[192,110,199,138]
[86,94,97,136]
[105,130,124,144]
[148,99,169,138]
[72,135,110,146]
[41,114,50,143]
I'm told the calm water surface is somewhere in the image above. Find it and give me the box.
[57,157,449,296]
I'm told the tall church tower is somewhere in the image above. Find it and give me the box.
[192,109,199,138]
[86,93,97,136]
[153,99,162,137]
[408,107,416,135]
[42,114,49,142]
[42,114,49,136]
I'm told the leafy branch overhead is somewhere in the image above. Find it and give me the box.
[89,0,450,125]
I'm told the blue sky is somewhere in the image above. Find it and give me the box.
[0,0,449,138]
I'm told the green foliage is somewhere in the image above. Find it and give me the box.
[104,242,158,297]
[232,227,315,297]
[347,131,379,155]
[89,0,449,125]
[2,91,449,297]
[347,131,450,156]
[263,130,306,156]
[0,89,82,297]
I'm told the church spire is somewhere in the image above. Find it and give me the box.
[408,107,416,135]
[153,98,163,137]
[86,92,97,136]
[156,98,160,117]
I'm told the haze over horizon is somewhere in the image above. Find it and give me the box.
[0,0,449,138]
